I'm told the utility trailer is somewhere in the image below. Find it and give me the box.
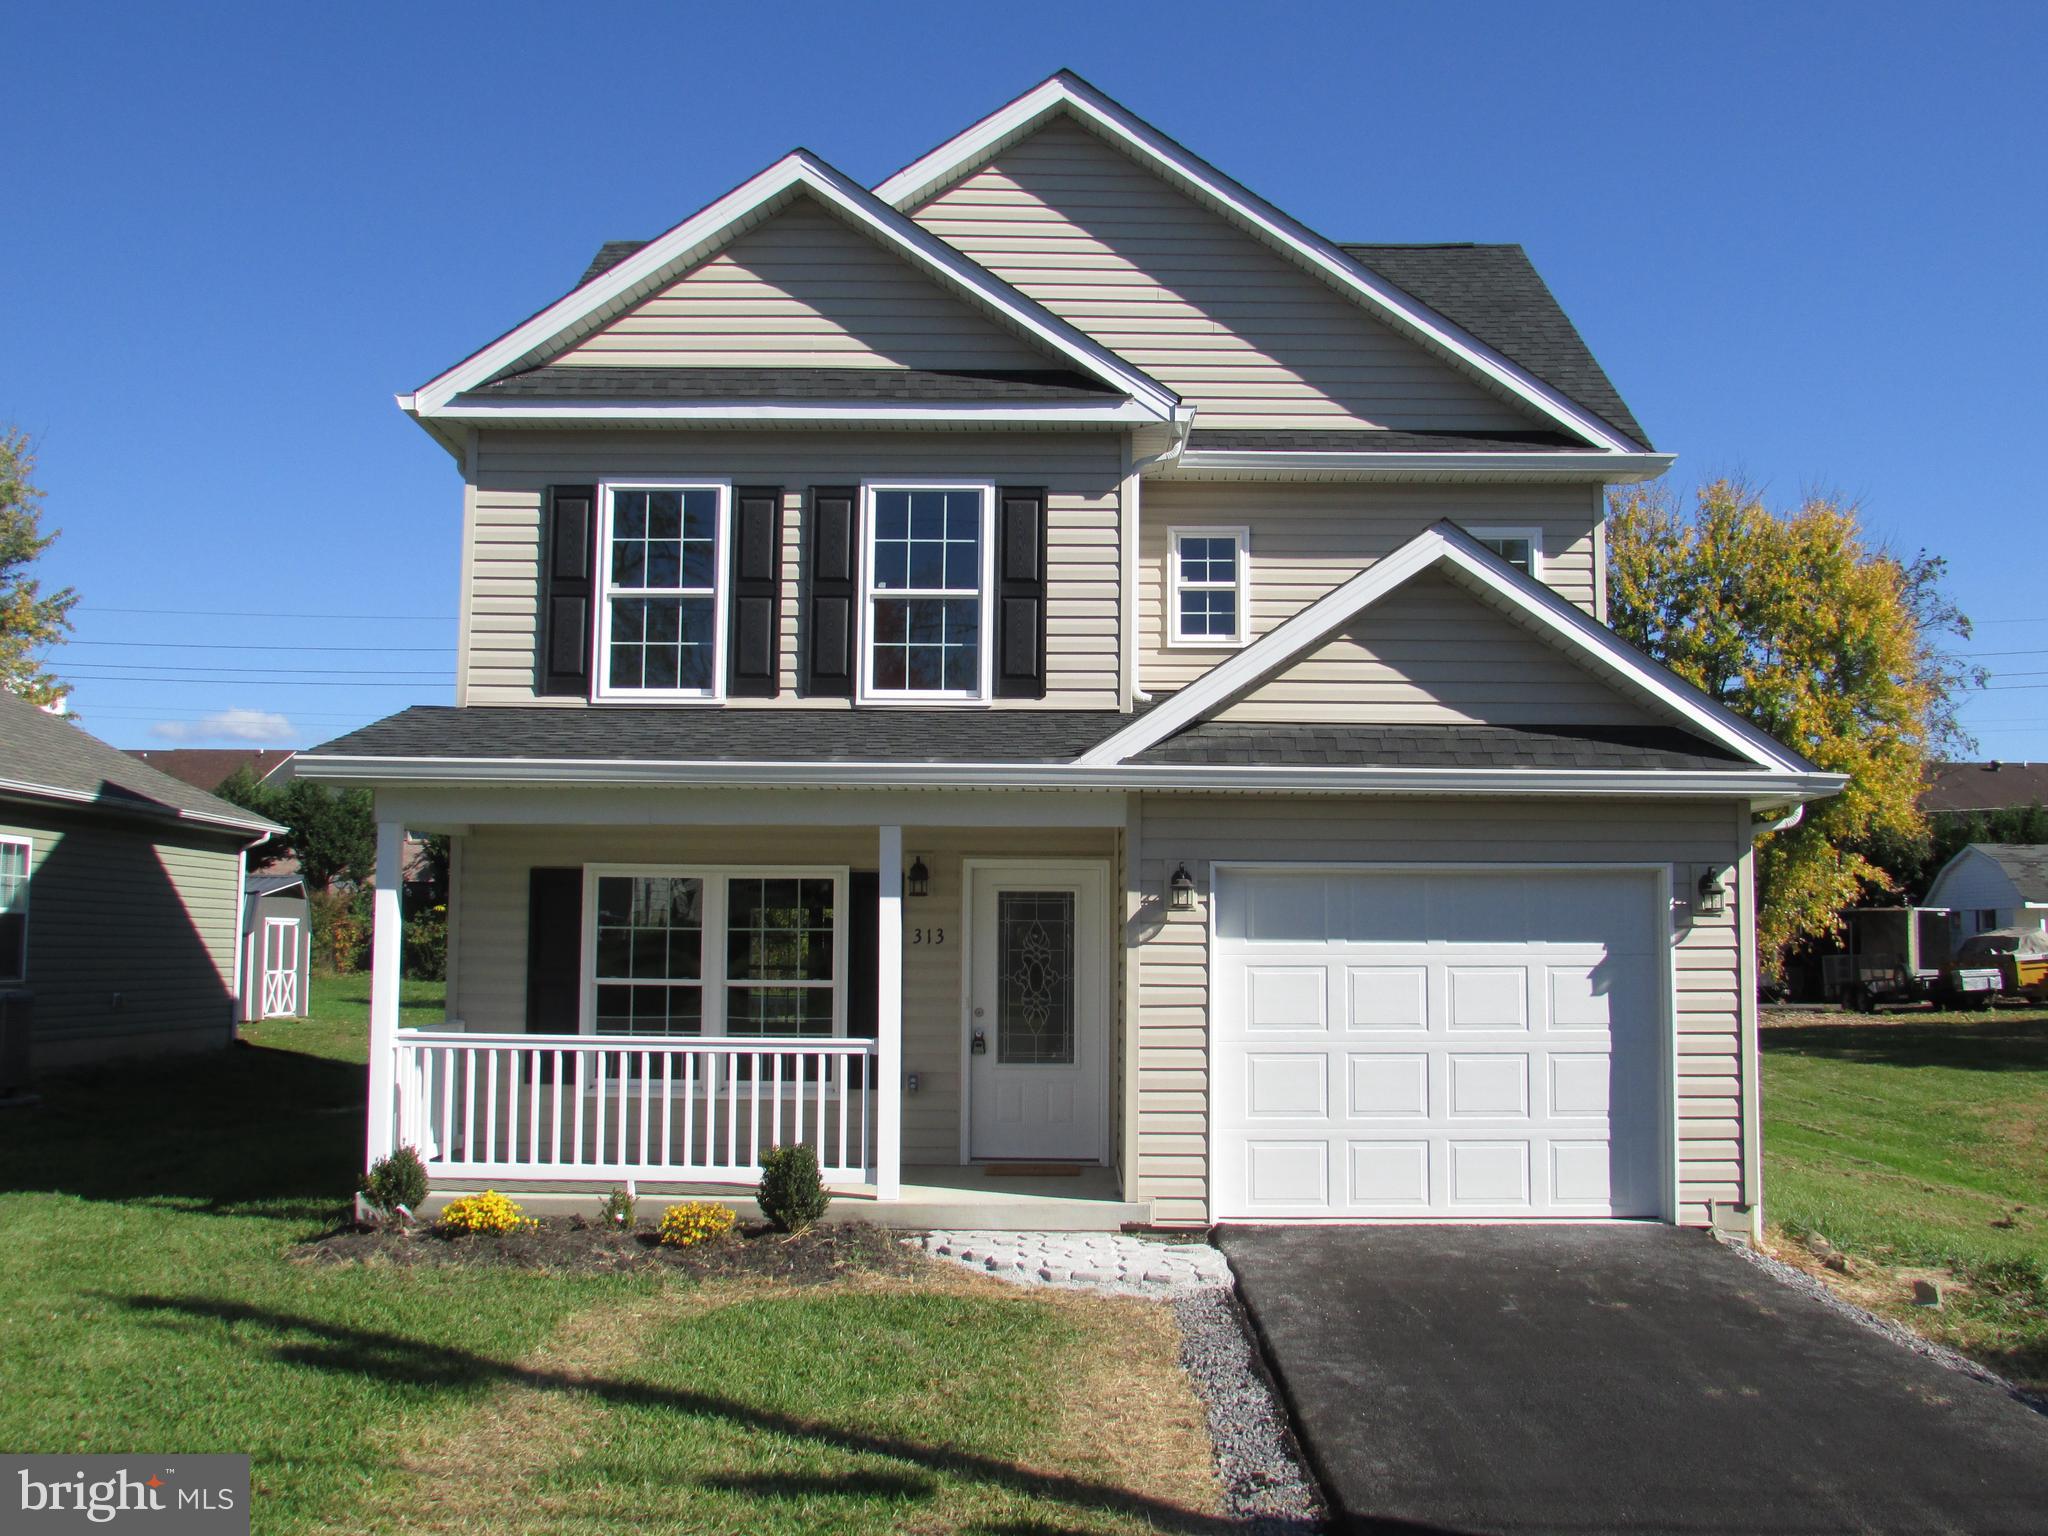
[1819,906,1959,1011]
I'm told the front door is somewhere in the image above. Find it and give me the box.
[967,863,1108,1161]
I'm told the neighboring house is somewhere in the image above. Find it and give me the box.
[1921,760,2048,816]
[0,691,284,1074]
[298,72,1841,1233]
[1924,845,2048,935]
[125,748,298,793]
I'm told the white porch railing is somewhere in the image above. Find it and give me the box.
[390,1032,875,1186]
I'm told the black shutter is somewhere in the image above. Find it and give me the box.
[846,870,879,1089]
[804,485,858,697]
[539,485,598,696]
[526,867,583,1032]
[994,485,1048,699]
[728,485,783,697]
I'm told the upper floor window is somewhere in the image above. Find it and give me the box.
[1469,526,1543,579]
[596,484,729,701]
[0,838,26,983]
[861,484,993,702]
[1167,526,1250,648]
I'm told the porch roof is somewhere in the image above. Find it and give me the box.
[1127,723,1751,772]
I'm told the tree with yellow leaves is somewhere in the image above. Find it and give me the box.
[0,429,77,707]
[1608,480,1978,966]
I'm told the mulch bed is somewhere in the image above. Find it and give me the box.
[293,1216,930,1283]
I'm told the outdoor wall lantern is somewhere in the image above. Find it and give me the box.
[1695,867,1728,918]
[906,856,930,899]
[1169,863,1197,912]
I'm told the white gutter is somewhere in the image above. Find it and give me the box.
[410,399,1165,427]
[294,753,1844,802]
[0,776,283,838]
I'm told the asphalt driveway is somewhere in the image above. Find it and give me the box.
[1219,1225,2048,1535]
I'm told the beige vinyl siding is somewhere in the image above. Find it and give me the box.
[465,429,1125,710]
[452,823,1116,1167]
[1,810,240,1069]
[910,116,1542,433]
[1142,480,1601,691]
[557,195,1053,372]
[1215,571,1657,726]
[1127,796,1750,1227]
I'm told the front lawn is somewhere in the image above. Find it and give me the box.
[1762,1007,2048,1389]
[0,976,1220,1533]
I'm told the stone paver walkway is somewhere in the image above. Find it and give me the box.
[915,1230,1232,1296]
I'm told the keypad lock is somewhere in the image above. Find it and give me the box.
[971,1029,987,1056]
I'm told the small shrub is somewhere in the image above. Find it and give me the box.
[595,1187,637,1231]
[757,1144,831,1234]
[659,1200,737,1247]
[440,1190,538,1236]
[404,904,448,981]
[357,1146,428,1219]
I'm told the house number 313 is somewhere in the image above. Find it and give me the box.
[911,927,946,946]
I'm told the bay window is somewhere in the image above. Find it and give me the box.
[595,484,728,700]
[861,484,993,701]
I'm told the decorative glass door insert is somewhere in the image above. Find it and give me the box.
[996,891,1075,1066]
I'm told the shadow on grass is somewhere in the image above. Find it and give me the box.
[1761,1014,2048,1073]
[115,1292,1349,1535]
[0,1041,363,1224]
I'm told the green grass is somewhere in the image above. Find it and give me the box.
[0,974,1214,1534]
[1762,1007,2048,1385]
[240,971,447,1062]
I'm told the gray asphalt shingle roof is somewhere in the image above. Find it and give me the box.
[1185,428,1584,454]
[1921,762,2048,815]
[0,690,280,835]
[459,365,1119,405]
[1128,723,1747,772]
[308,707,1741,776]
[1969,844,2048,903]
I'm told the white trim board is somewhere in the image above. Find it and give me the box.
[1076,520,1819,775]
[405,150,1182,423]
[877,70,1643,454]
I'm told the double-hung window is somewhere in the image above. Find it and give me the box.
[0,838,26,983]
[586,867,848,1045]
[1469,526,1543,579]
[1167,526,1250,647]
[861,484,993,701]
[595,484,728,700]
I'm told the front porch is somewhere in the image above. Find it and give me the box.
[363,788,1143,1228]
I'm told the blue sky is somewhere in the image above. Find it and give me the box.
[5,1,2043,753]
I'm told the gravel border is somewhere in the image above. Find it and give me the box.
[1173,1287,1326,1532]
[1719,1236,2045,1416]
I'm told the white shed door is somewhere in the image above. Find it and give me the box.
[1212,869,1665,1220]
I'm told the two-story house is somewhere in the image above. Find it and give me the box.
[301,73,1840,1234]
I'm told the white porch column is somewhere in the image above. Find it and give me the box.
[365,818,405,1169]
[876,824,903,1200]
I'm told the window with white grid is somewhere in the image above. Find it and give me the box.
[862,485,992,700]
[1168,526,1250,647]
[595,484,727,699]
[0,839,27,984]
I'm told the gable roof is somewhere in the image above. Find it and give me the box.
[874,71,1645,454]
[124,747,296,792]
[1077,521,1826,775]
[404,150,1182,426]
[455,365,1118,406]
[0,693,281,838]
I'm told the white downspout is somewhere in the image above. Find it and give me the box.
[1124,415,1194,706]
[231,831,272,1034]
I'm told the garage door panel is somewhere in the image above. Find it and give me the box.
[1244,965,1329,1031]
[1215,869,1665,1220]
[1245,1052,1329,1119]
[1346,965,1428,1029]
[1348,1052,1430,1118]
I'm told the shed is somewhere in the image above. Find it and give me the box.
[1923,844,2048,936]
[0,691,284,1079]
[242,873,311,1021]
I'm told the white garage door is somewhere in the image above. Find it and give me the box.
[1212,868,1666,1220]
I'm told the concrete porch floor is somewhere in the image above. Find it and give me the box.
[427,1163,1150,1231]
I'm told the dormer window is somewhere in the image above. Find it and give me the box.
[860,484,994,702]
[1469,526,1543,579]
[595,484,729,700]
[1167,526,1250,648]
